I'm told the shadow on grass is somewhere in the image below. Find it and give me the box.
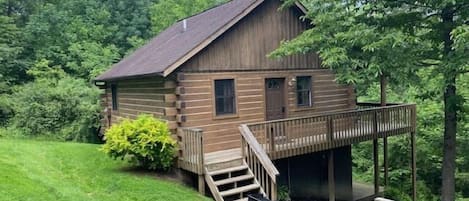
[117,166,184,184]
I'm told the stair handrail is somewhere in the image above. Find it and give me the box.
[239,124,279,200]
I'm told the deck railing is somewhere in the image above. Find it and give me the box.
[356,102,400,109]
[178,127,204,175]
[245,103,416,160]
[239,124,280,201]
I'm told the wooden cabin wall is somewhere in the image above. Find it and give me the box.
[179,0,320,72]
[176,70,356,153]
[101,77,177,136]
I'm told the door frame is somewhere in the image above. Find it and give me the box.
[263,77,288,121]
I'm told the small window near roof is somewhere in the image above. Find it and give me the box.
[111,84,118,110]
[214,79,236,116]
[296,76,312,107]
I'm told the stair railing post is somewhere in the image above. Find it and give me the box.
[196,129,205,195]
[271,179,277,201]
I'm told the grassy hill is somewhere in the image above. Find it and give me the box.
[0,139,210,201]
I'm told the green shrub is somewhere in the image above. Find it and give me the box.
[277,185,291,201]
[101,115,177,171]
[8,76,101,142]
[384,187,411,201]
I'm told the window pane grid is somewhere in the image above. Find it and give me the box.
[111,84,118,110]
[296,76,312,107]
[214,79,236,116]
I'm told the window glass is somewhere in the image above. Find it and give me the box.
[111,84,118,110]
[214,79,236,115]
[296,76,312,107]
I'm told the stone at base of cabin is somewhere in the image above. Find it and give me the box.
[275,146,353,201]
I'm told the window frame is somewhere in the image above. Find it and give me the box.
[111,84,118,111]
[296,76,312,107]
[212,78,238,119]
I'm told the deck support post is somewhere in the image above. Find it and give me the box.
[373,139,379,195]
[411,131,417,201]
[380,75,389,187]
[328,150,335,201]
[198,174,205,195]
[383,137,388,186]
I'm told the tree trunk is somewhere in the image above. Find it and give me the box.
[441,7,457,201]
[442,79,457,201]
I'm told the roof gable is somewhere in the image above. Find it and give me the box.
[96,0,307,81]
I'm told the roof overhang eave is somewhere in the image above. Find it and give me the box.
[93,72,165,84]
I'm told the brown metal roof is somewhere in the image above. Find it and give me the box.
[95,0,262,81]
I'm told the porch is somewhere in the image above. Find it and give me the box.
[178,103,417,201]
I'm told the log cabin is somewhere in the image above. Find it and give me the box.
[95,0,417,200]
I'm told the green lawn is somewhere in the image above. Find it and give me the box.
[0,139,210,201]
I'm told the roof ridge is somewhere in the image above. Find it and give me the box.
[95,0,267,81]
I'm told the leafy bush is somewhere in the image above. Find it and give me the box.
[101,115,177,171]
[8,73,101,142]
[277,185,291,201]
[0,94,13,126]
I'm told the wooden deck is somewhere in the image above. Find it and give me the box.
[179,103,417,201]
[205,148,242,165]
[247,104,416,160]
[257,121,411,160]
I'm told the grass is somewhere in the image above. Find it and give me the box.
[0,139,210,201]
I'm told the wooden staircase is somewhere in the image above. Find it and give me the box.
[204,150,264,201]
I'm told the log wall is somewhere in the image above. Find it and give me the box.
[176,69,356,153]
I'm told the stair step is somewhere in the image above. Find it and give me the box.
[214,174,254,186]
[219,184,260,197]
[208,165,248,176]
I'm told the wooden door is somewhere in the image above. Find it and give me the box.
[265,78,286,121]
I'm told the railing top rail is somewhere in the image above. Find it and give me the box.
[180,127,203,132]
[239,124,280,179]
[357,102,402,106]
[247,103,416,126]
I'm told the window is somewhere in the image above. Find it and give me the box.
[111,84,118,110]
[214,79,236,116]
[296,76,312,107]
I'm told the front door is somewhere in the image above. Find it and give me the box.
[265,78,286,121]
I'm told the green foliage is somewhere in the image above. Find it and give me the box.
[66,41,120,80]
[276,0,468,199]
[384,187,412,201]
[7,69,101,142]
[101,115,177,171]
[0,16,28,85]
[277,185,291,201]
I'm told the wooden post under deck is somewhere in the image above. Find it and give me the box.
[411,131,417,201]
[328,150,335,201]
[373,139,379,195]
[381,75,389,187]
[198,175,205,195]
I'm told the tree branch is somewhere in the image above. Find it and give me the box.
[454,2,469,12]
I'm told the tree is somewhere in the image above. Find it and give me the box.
[272,1,468,200]
[149,0,226,34]
[0,15,27,86]
[102,0,157,52]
